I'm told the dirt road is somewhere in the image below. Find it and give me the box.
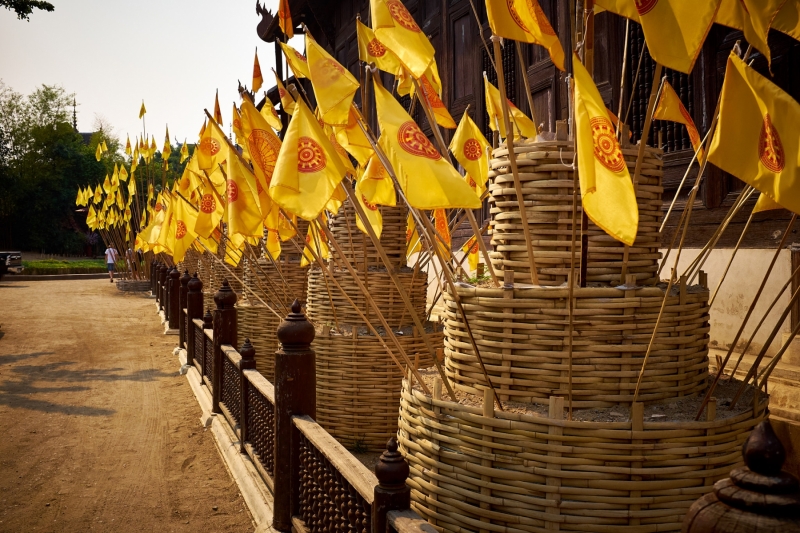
[0,279,254,532]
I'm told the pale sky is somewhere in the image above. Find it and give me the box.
[0,0,304,148]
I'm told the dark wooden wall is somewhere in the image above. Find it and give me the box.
[292,0,800,248]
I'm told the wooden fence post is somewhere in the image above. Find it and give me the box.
[186,273,204,367]
[212,279,238,414]
[373,437,411,533]
[168,268,180,330]
[159,264,169,311]
[273,299,316,532]
[151,260,159,296]
[238,338,256,454]
[179,270,191,346]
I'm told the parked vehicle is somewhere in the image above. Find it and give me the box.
[0,252,23,280]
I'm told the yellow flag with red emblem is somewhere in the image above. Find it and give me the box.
[334,105,374,166]
[273,70,296,115]
[405,212,422,258]
[654,80,704,160]
[374,82,481,210]
[232,104,244,144]
[370,0,434,78]
[753,192,785,214]
[450,111,491,197]
[213,90,223,125]
[596,0,719,74]
[279,42,310,79]
[265,229,282,259]
[433,208,451,253]
[356,20,404,75]
[573,53,638,246]
[171,195,199,263]
[417,69,456,129]
[198,114,229,171]
[306,35,360,127]
[708,52,800,215]
[270,98,347,221]
[716,0,783,67]
[484,75,538,139]
[300,219,329,267]
[260,94,283,130]
[226,152,264,238]
[252,48,264,93]
[125,135,132,156]
[485,0,565,71]
[240,98,283,218]
[278,0,293,38]
[462,235,480,272]
[192,174,225,239]
[355,155,397,238]
[162,126,171,161]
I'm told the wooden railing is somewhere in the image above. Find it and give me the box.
[173,277,433,533]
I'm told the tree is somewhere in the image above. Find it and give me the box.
[0,0,54,20]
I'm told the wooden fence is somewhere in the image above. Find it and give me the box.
[155,268,432,533]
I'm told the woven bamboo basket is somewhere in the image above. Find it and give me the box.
[489,139,663,285]
[237,300,281,381]
[307,266,427,330]
[329,199,409,270]
[443,281,710,408]
[398,380,766,533]
[242,255,309,306]
[314,328,440,451]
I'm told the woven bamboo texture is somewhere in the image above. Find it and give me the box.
[243,256,309,306]
[236,302,281,382]
[489,140,663,285]
[306,266,427,330]
[442,283,710,407]
[398,381,766,533]
[197,251,215,312]
[329,199,409,270]
[314,329,440,452]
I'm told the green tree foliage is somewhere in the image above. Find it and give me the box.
[0,0,54,20]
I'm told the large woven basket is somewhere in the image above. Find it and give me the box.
[329,199,408,270]
[237,301,282,381]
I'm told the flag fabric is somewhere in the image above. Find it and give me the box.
[433,208,451,252]
[252,49,264,93]
[213,90,223,125]
[75,189,82,206]
[270,97,348,221]
[240,98,283,216]
[356,19,404,75]
[374,82,481,209]
[125,135,132,155]
[226,148,264,238]
[462,235,480,272]
[306,34,360,127]
[93,185,102,204]
[232,104,244,144]
[370,0,434,78]
[417,69,456,128]
[450,111,491,197]
[95,143,102,161]
[119,165,129,182]
[193,177,225,239]
[279,42,310,79]
[773,1,800,41]
[198,115,229,171]
[708,52,800,215]
[139,101,146,118]
[355,155,397,238]
[180,140,189,163]
[162,126,172,160]
[405,212,422,258]
[171,195,199,263]
[485,0,565,71]
[595,0,720,74]
[278,0,293,38]
[128,176,136,196]
[101,140,108,153]
[654,80,704,159]
[334,106,374,166]
[484,75,538,139]
[716,0,784,67]
[260,94,283,130]
[131,147,139,173]
[102,174,112,194]
[753,192,785,213]
[300,220,329,267]
[265,229,282,259]
[273,71,297,115]
[573,53,639,246]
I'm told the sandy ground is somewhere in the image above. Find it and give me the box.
[0,279,254,532]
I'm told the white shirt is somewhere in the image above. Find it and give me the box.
[104,248,118,264]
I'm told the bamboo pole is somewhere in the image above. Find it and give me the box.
[615,18,630,139]
[515,41,538,133]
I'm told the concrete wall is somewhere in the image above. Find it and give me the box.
[661,248,791,356]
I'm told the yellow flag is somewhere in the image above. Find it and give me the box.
[279,42,310,79]
[433,208,451,253]
[306,34,360,127]
[75,188,82,206]
[753,192,785,213]
[162,126,171,160]
[270,98,347,221]
[300,220,329,267]
[260,94,283,130]
[252,48,263,93]
[149,136,157,157]
[371,0,434,78]
[139,101,146,119]
[462,235,480,272]
[93,185,102,204]
[484,75,538,139]
[128,176,136,196]
[265,229,282,260]
[574,53,638,246]
[171,195,199,263]
[119,165,129,182]
[654,80,704,160]
[449,111,491,197]
[86,205,97,225]
[417,69,456,129]
[278,0,293,38]
[774,1,800,41]
[214,90,223,126]
[180,140,189,163]
[273,71,296,115]
[95,143,102,161]
[708,52,800,215]
[485,0,565,71]
[157,198,175,253]
[198,115,229,171]
[193,178,225,239]
[355,155,397,239]
[240,98,283,216]
[405,212,422,258]
[595,0,719,74]
[374,82,480,210]
[232,104,244,144]
[131,147,139,173]
[356,19,404,75]
[111,164,120,191]
[226,152,264,237]
[716,0,783,67]
[125,135,132,156]
[102,174,112,194]
[334,105,374,166]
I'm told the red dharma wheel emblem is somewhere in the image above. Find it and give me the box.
[467,174,477,188]
[233,118,242,131]
[534,2,556,36]
[590,116,626,173]
[635,0,658,15]
[200,193,216,214]
[175,220,187,240]
[386,0,421,32]
[397,121,441,160]
[420,76,444,109]
[227,179,239,203]
[155,202,163,212]
[367,38,387,57]
[463,138,483,161]
[297,136,327,173]
[278,88,287,98]
[507,0,536,33]
[294,50,307,63]
[247,129,281,186]
[200,136,221,157]
[759,114,785,173]
[362,193,379,211]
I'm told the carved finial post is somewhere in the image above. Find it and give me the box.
[158,264,169,310]
[373,437,412,533]
[238,338,256,454]
[272,299,315,532]
[179,270,191,345]
[212,279,238,414]
[168,267,181,330]
[186,274,204,366]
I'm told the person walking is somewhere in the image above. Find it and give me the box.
[105,246,118,282]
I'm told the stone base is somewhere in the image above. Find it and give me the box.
[781,332,800,367]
